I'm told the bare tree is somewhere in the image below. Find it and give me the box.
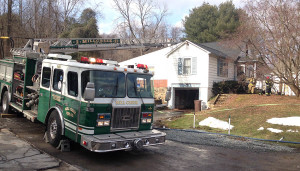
[60,0,83,31]
[234,0,300,96]
[7,0,12,38]
[113,0,168,43]
[170,26,182,42]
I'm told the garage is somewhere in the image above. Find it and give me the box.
[175,89,199,109]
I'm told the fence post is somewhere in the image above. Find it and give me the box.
[228,115,231,135]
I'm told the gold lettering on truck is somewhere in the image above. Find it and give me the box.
[65,107,76,118]
[116,101,125,105]
[115,101,138,105]
[126,101,138,105]
[52,94,61,102]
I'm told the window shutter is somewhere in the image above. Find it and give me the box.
[178,58,183,75]
[192,57,197,75]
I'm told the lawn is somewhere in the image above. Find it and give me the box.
[162,94,300,145]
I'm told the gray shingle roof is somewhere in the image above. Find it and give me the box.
[197,42,241,60]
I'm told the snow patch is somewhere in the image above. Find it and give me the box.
[287,129,299,133]
[257,127,264,131]
[199,117,234,130]
[267,117,300,126]
[267,128,283,133]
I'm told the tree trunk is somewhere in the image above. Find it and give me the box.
[47,0,52,37]
[19,0,22,26]
[288,84,300,97]
[6,0,13,56]
[7,0,12,37]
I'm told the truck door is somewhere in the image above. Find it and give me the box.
[49,68,64,110]
[37,66,52,122]
[63,70,81,142]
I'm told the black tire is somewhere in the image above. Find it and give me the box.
[46,110,62,147]
[2,91,10,114]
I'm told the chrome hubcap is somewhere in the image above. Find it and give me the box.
[50,120,57,139]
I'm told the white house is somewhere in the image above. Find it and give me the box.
[120,40,240,109]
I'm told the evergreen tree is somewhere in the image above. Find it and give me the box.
[184,1,240,43]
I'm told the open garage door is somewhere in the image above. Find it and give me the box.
[175,89,199,109]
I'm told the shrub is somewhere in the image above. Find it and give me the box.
[212,80,248,95]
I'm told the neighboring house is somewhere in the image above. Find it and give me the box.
[119,40,241,109]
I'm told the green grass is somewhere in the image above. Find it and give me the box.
[162,95,300,147]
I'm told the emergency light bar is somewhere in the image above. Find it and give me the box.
[137,64,148,69]
[80,56,118,65]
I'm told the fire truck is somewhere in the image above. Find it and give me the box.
[0,38,165,152]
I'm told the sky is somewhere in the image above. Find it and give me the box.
[94,0,245,34]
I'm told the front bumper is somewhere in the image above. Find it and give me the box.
[81,129,166,152]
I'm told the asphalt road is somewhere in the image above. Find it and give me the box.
[1,115,300,171]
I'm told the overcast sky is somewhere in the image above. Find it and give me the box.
[95,0,245,34]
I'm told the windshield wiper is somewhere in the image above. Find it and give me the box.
[110,77,119,104]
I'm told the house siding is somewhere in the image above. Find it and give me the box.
[208,55,235,98]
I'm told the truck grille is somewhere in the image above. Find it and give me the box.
[111,108,140,131]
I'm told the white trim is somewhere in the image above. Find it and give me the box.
[78,124,95,129]
[65,120,94,134]
[78,128,94,135]
[42,59,153,75]
[65,121,76,130]
[65,118,95,130]
[166,40,211,57]
[65,127,84,137]
[65,126,76,133]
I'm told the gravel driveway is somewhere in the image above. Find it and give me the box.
[160,129,295,152]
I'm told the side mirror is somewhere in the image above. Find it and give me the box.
[83,82,95,101]
[165,87,171,101]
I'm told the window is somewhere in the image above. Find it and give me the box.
[81,70,125,98]
[217,58,228,77]
[127,73,153,98]
[41,67,51,88]
[183,58,191,75]
[68,72,78,97]
[53,69,63,91]
[178,57,197,75]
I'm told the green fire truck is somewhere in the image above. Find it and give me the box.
[0,40,165,152]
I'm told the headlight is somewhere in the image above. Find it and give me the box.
[104,121,110,126]
[146,119,152,123]
[97,120,110,127]
[141,119,147,123]
[97,121,104,126]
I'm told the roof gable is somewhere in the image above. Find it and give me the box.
[166,40,211,57]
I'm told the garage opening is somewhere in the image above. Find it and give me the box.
[175,89,199,109]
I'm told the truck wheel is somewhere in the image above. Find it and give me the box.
[2,91,10,113]
[46,110,62,147]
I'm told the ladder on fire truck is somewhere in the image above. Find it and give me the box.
[10,38,178,55]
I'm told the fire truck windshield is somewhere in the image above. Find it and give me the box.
[81,70,125,98]
[127,73,153,98]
